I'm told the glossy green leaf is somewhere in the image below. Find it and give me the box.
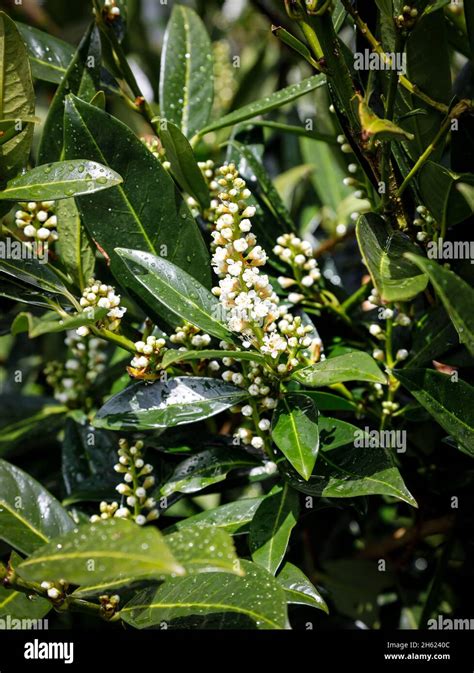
[0,401,65,458]
[116,249,231,341]
[38,23,100,163]
[272,394,319,481]
[56,197,95,289]
[280,444,417,506]
[293,351,387,388]
[16,22,74,84]
[404,11,451,156]
[121,559,287,629]
[319,416,363,451]
[160,5,213,139]
[198,74,326,136]
[64,96,210,290]
[418,162,473,229]
[408,306,459,367]
[165,527,241,575]
[0,12,35,181]
[167,497,264,536]
[159,119,210,210]
[296,391,356,412]
[94,377,249,431]
[250,485,299,575]
[61,418,119,503]
[0,459,73,555]
[277,562,328,612]
[0,247,66,294]
[18,519,184,584]
[0,160,122,201]
[395,369,474,456]
[161,348,265,369]
[356,213,428,302]
[159,447,260,497]
[271,26,319,68]
[406,253,474,356]
[11,307,107,338]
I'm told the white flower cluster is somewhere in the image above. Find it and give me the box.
[210,164,323,370]
[130,335,167,374]
[15,201,58,244]
[45,332,107,408]
[170,323,212,349]
[413,205,435,243]
[273,233,321,298]
[141,135,171,171]
[76,278,126,337]
[91,439,158,526]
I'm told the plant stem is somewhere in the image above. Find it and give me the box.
[90,326,136,353]
[341,282,371,313]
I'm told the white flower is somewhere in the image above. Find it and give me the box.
[251,436,264,449]
[258,419,271,431]
[76,326,90,337]
[396,349,409,361]
[373,349,384,361]
[301,275,314,287]
[241,405,253,417]
[234,238,248,252]
[369,324,382,336]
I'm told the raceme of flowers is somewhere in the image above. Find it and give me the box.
[15,201,58,244]
[274,232,322,304]
[90,438,158,526]
[44,332,107,409]
[76,278,127,336]
[210,163,323,370]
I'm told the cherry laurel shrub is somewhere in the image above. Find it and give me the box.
[0,0,473,630]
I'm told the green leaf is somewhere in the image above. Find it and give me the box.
[159,119,210,210]
[160,5,213,139]
[0,246,66,294]
[408,306,458,367]
[277,562,328,613]
[319,416,364,451]
[0,12,35,180]
[11,307,107,338]
[198,75,326,136]
[64,96,210,291]
[0,160,122,201]
[418,162,473,229]
[394,369,474,456]
[296,391,356,412]
[272,394,319,481]
[271,25,319,68]
[356,213,428,302]
[167,497,264,536]
[121,559,287,629]
[161,348,265,369]
[357,94,414,141]
[56,197,95,289]
[38,23,100,163]
[16,22,74,84]
[404,11,451,156]
[0,459,73,555]
[406,253,474,356]
[293,351,387,388]
[0,401,65,458]
[18,519,184,584]
[250,485,299,575]
[94,377,249,431]
[158,447,260,497]
[280,444,417,506]
[61,418,119,503]
[116,249,231,341]
[165,527,241,575]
